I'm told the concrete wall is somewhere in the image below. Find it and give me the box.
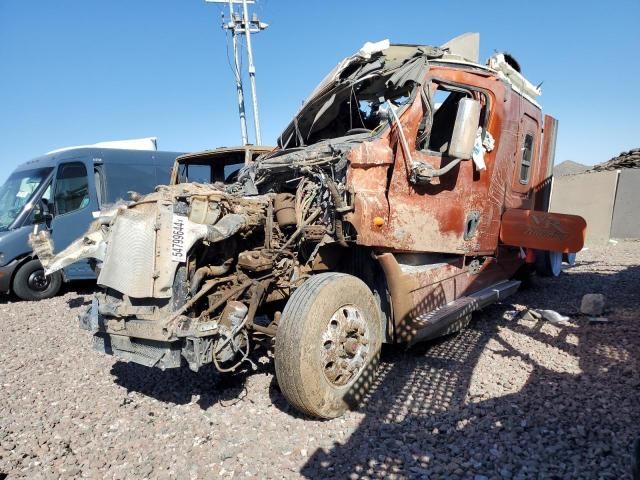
[611,169,640,239]
[549,171,619,246]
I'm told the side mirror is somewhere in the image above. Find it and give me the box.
[33,202,53,228]
[449,98,481,159]
[33,211,53,227]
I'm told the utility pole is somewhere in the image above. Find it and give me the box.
[226,1,248,146]
[241,0,262,145]
[205,0,268,146]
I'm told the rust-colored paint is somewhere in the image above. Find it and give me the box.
[377,247,523,343]
[344,59,585,339]
[345,62,582,261]
[346,64,550,256]
[500,209,586,253]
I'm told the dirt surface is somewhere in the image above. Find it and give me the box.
[1,242,638,479]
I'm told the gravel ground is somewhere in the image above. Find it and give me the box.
[1,241,638,479]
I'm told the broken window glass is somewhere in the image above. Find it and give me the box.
[278,49,428,149]
[294,79,413,147]
[417,84,469,154]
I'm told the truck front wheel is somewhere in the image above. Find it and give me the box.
[275,272,382,419]
[12,259,62,301]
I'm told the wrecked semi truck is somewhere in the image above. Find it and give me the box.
[33,35,586,418]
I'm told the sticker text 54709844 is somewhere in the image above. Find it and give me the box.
[171,215,187,263]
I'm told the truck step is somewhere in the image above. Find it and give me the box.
[407,280,520,346]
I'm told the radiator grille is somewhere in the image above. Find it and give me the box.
[98,205,157,298]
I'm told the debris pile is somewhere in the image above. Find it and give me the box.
[592,148,640,171]
[517,293,608,325]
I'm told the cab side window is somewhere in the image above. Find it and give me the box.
[519,133,534,184]
[417,82,484,155]
[427,87,467,153]
[418,85,464,153]
[54,162,89,215]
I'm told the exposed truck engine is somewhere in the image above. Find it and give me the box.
[31,34,586,418]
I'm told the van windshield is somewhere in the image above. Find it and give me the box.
[0,167,53,231]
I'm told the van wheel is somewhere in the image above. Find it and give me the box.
[13,259,62,300]
[275,273,382,419]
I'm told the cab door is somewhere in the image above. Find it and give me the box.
[50,159,98,279]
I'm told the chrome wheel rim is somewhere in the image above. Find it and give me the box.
[320,305,369,387]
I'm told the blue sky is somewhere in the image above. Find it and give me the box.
[1,0,639,182]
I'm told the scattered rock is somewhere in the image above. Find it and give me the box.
[580,293,606,316]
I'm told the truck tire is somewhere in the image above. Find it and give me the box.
[535,250,563,277]
[275,272,382,419]
[12,259,62,301]
[562,252,577,266]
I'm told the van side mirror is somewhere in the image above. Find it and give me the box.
[33,211,53,226]
[449,98,481,159]
[33,201,53,228]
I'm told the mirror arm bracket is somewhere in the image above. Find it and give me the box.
[410,157,463,185]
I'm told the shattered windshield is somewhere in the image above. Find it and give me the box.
[0,167,53,231]
[278,45,436,149]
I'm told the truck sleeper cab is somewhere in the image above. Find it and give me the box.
[0,144,183,300]
[34,35,586,418]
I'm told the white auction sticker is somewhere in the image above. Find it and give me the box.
[170,214,188,263]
